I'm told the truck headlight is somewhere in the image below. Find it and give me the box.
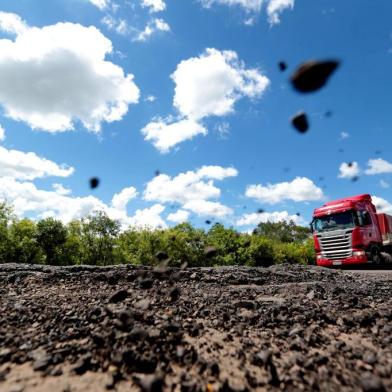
[317,255,323,260]
[353,250,365,257]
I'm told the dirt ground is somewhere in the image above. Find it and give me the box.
[0,263,391,391]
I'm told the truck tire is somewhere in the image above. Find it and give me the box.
[370,246,381,265]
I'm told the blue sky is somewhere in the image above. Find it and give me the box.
[0,0,392,230]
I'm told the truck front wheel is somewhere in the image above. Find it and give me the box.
[370,246,381,265]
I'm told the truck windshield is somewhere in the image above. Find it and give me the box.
[313,210,356,232]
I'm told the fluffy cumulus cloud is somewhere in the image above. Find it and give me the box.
[372,196,392,215]
[142,48,269,152]
[0,13,140,133]
[128,204,167,229]
[183,200,233,217]
[199,0,294,25]
[0,176,168,229]
[0,11,28,35]
[52,183,72,196]
[167,209,190,223]
[111,186,138,211]
[141,118,207,153]
[236,210,303,226]
[365,158,392,175]
[141,0,166,13]
[245,177,324,204]
[338,162,360,179]
[144,165,237,218]
[0,146,74,180]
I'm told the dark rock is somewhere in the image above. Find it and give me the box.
[291,112,309,133]
[291,60,340,93]
[109,289,128,303]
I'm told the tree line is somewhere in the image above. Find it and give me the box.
[0,202,315,267]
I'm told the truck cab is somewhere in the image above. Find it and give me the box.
[311,194,383,266]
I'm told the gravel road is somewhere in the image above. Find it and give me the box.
[0,263,391,392]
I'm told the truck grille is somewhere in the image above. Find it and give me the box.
[318,230,352,260]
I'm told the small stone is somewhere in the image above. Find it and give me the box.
[291,112,309,133]
[359,373,386,392]
[109,289,128,303]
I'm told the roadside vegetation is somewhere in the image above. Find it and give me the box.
[0,202,315,267]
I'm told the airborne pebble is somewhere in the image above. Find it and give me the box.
[291,60,340,93]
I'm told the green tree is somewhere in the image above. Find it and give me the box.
[206,223,248,265]
[80,211,120,265]
[9,219,43,264]
[254,220,311,243]
[36,218,67,265]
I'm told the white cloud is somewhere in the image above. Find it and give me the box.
[215,122,230,139]
[199,0,294,24]
[141,0,166,13]
[101,15,130,35]
[372,196,392,215]
[145,95,157,102]
[0,177,108,223]
[134,18,170,42]
[338,162,360,179]
[0,15,140,132]
[0,124,5,142]
[245,177,323,204]
[172,48,269,120]
[380,180,390,189]
[144,165,238,204]
[111,186,138,211]
[236,210,303,226]
[266,0,294,25]
[340,131,349,140]
[128,204,167,229]
[0,146,74,180]
[141,117,207,153]
[183,199,233,217]
[142,48,269,152]
[0,176,165,229]
[88,0,111,10]
[167,209,190,223]
[0,12,28,35]
[200,0,263,12]
[52,183,72,196]
[365,158,392,175]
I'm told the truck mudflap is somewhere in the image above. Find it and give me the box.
[316,254,369,267]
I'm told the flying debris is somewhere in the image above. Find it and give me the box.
[291,112,309,133]
[89,177,100,189]
[205,220,212,225]
[291,60,340,93]
[278,61,287,72]
[257,208,265,214]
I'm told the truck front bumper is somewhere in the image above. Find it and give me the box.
[316,254,368,267]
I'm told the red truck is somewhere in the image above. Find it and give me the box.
[311,194,392,266]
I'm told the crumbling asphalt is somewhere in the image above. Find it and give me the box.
[0,263,391,392]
